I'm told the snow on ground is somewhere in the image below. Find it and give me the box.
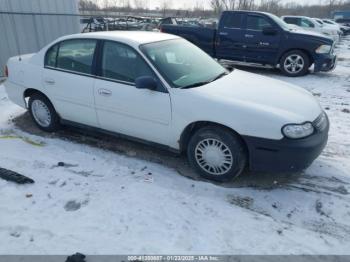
[0,37,350,255]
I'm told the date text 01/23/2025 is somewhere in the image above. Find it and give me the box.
[127,256,220,261]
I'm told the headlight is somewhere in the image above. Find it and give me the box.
[282,123,315,139]
[315,45,332,54]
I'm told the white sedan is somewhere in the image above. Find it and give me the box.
[4,32,329,181]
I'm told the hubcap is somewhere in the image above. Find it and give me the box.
[31,100,51,127]
[195,138,233,176]
[284,54,304,74]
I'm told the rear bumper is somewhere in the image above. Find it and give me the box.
[314,53,337,72]
[243,116,329,173]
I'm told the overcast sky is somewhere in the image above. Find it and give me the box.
[146,0,324,9]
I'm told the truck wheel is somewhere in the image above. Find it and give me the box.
[29,93,60,132]
[280,50,310,77]
[187,127,247,182]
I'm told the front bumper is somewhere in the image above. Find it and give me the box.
[243,114,329,173]
[314,53,337,72]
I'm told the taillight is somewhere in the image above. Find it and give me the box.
[4,65,8,77]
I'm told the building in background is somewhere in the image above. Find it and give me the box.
[333,11,350,20]
[0,0,80,76]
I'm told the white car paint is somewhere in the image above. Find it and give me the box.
[282,16,339,42]
[313,18,342,36]
[4,31,323,151]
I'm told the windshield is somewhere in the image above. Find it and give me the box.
[140,39,227,89]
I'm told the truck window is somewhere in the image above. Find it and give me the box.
[247,15,273,30]
[222,13,243,29]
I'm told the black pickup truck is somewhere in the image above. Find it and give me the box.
[161,11,337,77]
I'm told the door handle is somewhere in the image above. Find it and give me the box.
[44,79,55,85]
[245,34,254,38]
[98,89,112,96]
[259,42,270,46]
[219,32,228,36]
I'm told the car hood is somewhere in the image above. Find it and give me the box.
[193,70,322,123]
[288,29,333,42]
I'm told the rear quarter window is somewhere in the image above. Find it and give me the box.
[45,44,58,68]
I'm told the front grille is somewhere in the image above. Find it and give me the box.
[313,112,328,132]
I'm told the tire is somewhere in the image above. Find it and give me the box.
[187,126,247,182]
[280,50,310,77]
[28,93,60,132]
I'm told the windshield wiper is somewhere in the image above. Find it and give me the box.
[180,81,211,89]
[210,72,228,82]
[180,72,229,90]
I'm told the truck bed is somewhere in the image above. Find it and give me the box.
[161,25,216,56]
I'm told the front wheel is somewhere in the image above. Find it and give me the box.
[187,127,247,182]
[280,50,310,77]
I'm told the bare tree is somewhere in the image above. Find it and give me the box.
[79,0,100,11]
[210,0,224,14]
[133,0,146,10]
[210,0,255,13]
[160,0,173,17]
[259,0,281,15]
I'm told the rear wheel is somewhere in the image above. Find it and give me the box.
[280,50,310,77]
[29,93,60,132]
[187,127,247,182]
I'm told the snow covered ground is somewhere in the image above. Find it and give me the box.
[0,37,350,255]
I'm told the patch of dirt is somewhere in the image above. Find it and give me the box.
[227,195,254,209]
[304,221,350,241]
[64,200,89,212]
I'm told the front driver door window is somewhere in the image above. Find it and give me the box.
[244,15,280,64]
[94,41,172,145]
[301,18,315,28]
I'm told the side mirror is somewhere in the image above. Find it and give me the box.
[262,27,278,35]
[135,76,157,91]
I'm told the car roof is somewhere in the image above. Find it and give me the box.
[282,15,309,19]
[58,31,180,47]
[223,10,272,16]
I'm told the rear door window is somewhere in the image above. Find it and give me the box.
[222,13,243,29]
[283,17,300,26]
[56,39,97,74]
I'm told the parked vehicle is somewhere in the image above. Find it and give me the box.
[4,32,329,181]
[323,19,350,35]
[161,11,337,77]
[282,16,339,41]
[313,18,342,37]
[335,18,350,31]
[82,16,159,33]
